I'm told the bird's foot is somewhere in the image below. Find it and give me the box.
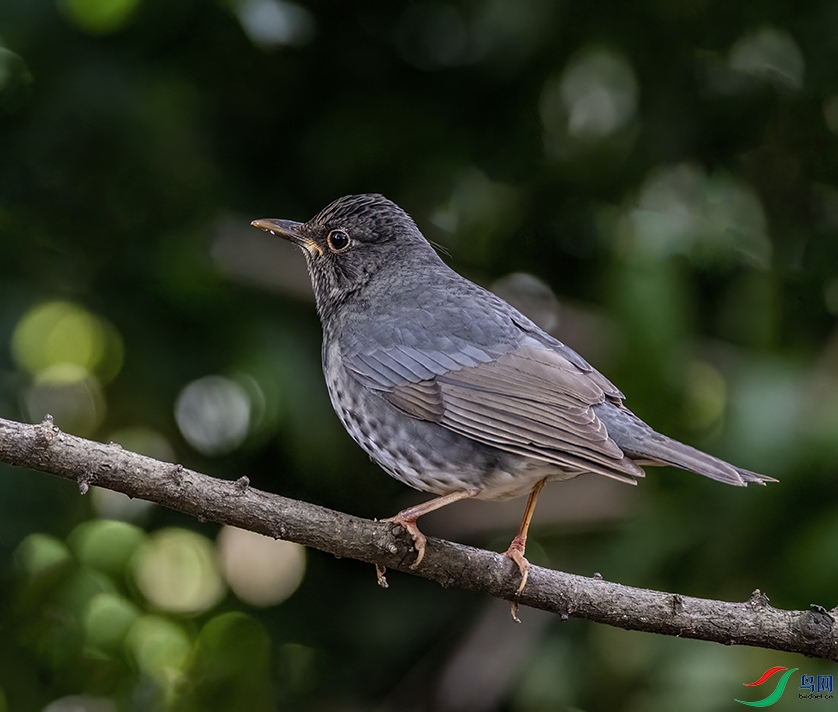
[382,513,427,569]
[379,490,477,572]
[503,534,530,622]
[504,537,531,594]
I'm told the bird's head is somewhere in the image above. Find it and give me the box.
[252,193,439,317]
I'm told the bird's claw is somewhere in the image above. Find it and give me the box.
[382,515,427,569]
[503,535,531,622]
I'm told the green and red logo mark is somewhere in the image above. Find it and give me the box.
[735,666,799,707]
[736,666,834,705]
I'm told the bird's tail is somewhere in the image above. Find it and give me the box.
[628,434,775,486]
[594,404,776,487]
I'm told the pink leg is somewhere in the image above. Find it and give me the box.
[504,478,547,619]
[384,489,477,568]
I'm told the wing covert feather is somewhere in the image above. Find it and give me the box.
[360,343,642,480]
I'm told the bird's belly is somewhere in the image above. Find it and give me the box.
[324,363,578,500]
[476,462,582,500]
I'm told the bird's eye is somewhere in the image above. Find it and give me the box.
[327,229,351,252]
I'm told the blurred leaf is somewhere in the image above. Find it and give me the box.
[176,612,273,712]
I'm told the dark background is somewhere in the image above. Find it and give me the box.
[1,1,837,710]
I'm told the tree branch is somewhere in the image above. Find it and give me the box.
[0,415,835,659]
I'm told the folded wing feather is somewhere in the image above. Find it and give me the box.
[347,342,645,483]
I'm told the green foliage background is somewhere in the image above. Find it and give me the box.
[1,0,837,710]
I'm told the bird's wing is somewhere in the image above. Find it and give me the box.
[345,341,644,483]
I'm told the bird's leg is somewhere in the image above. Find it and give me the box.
[504,478,547,620]
[383,490,477,569]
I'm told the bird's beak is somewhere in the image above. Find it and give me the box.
[250,218,323,256]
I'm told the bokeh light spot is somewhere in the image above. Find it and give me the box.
[83,592,140,656]
[561,50,637,138]
[623,163,770,267]
[69,520,146,576]
[11,301,123,383]
[125,615,192,688]
[132,528,226,614]
[14,533,72,579]
[237,0,316,48]
[175,375,251,455]
[43,696,116,712]
[193,612,270,676]
[58,0,141,34]
[729,26,804,90]
[60,568,118,617]
[541,47,638,159]
[218,526,306,607]
[13,302,103,377]
[22,368,105,436]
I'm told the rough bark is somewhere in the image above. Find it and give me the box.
[0,415,835,660]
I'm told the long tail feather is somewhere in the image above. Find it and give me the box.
[594,403,776,486]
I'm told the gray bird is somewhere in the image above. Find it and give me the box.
[252,193,774,606]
